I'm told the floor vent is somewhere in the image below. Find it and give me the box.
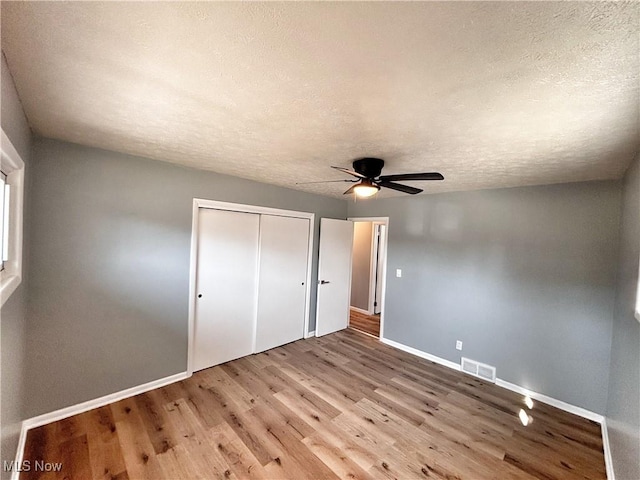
[461,357,496,383]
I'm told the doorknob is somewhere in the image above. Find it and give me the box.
[319,280,330,285]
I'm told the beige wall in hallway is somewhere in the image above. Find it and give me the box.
[351,221,373,311]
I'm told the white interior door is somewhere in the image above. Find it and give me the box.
[255,215,310,352]
[194,208,259,371]
[316,218,354,337]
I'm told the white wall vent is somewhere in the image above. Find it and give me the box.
[460,357,496,383]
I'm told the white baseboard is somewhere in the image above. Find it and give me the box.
[23,371,190,429]
[380,337,462,371]
[11,342,616,479]
[382,331,613,480]
[380,336,604,423]
[306,330,316,338]
[11,424,28,480]
[11,371,189,480]
[495,378,603,423]
[601,418,616,480]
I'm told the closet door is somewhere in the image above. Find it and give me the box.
[193,208,259,371]
[255,215,310,352]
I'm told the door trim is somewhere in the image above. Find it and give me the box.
[188,198,315,375]
[371,223,386,315]
[347,217,389,339]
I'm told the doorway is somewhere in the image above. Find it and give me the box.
[348,217,388,338]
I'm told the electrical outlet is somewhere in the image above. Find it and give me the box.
[396,269,402,278]
[456,340,463,351]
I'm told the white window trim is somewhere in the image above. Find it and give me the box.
[635,258,640,322]
[1,129,25,307]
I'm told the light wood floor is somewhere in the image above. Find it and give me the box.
[21,329,605,480]
[349,309,380,337]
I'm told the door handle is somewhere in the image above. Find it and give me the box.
[319,280,330,285]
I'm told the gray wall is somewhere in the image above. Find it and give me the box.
[351,221,373,311]
[25,137,346,418]
[606,154,639,480]
[348,181,621,413]
[0,53,32,474]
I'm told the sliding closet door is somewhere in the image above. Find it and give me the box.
[255,215,310,352]
[193,208,259,371]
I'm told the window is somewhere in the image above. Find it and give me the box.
[0,129,25,307]
[1,170,9,271]
[636,258,640,322]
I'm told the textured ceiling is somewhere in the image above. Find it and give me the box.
[1,2,638,198]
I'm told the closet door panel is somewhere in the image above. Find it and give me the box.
[255,215,310,352]
[193,208,259,371]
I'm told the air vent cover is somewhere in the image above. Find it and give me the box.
[461,357,496,383]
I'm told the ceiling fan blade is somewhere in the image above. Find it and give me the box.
[378,172,444,182]
[379,181,423,195]
[296,179,358,185]
[343,184,358,195]
[331,166,366,179]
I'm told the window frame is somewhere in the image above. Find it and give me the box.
[636,258,640,322]
[0,129,25,307]
[0,169,7,271]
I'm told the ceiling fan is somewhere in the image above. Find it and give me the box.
[299,158,444,197]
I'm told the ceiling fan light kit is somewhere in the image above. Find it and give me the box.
[352,179,380,198]
[327,158,444,197]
